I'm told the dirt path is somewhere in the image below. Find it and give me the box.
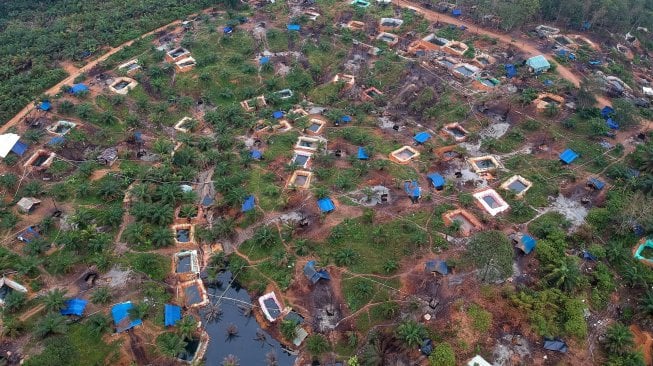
[393,0,582,88]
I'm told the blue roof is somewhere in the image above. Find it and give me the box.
[606,118,619,130]
[357,147,369,160]
[404,180,421,198]
[201,195,214,206]
[38,101,51,111]
[11,141,28,156]
[273,111,284,119]
[303,260,331,284]
[427,173,445,189]
[164,304,182,327]
[224,26,234,34]
[48,137,64,146]
[70,84,89,95]
[287,24,301,31]
[505,64,517,78]
[414,132,431,144]
[526,55,551,71]
[111,302,142,333]
[559,149,579,164]
[61,298,88,317]
[601,106,614,118]
[425,260,448,275]
[452,9,462,16]
[242,195,256,212]
[317,197,335,213]
[341,115,352,123]
[251,149,262,160]
[520,235,537,254]
[588,177,605,190]
[260,57,270,65]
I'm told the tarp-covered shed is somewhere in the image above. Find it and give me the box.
[16,197,41,213]
[287,24,301,31]
[70,84,89,95]
[601,106,614,118]
[413,132,431,144]
[588,177,605,190]
[517,234,536,254]
[427,173,445,190]
[543,338,568,353]
[526,55,551,73]
[425,259,449,275]
[505,64,517,78]
[317,197,335,213]
[303,260,331,284]
[559,149,579,164]
[357,147,369,160]
[38,101,51,111]
[164,304,182,327]
[112,301,142,333]
[61,298,88,317]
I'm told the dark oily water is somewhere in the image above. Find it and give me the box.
[202,271,296,365]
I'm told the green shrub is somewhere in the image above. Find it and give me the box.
[429,343,456,366]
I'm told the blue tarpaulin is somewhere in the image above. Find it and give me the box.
[451,9,461,16]
[242,195,256,212]
[414,132,431,144]
[519,235,537,254]
[425,260,448,275]
[38,101,51,111]
[260,57,270,65]
[505,64,517,78]
[11,141,28,156]
[317,197,335,213]
[341,115,352,123]
[427,173,445,190]
[303,260,331,284]
[420,339,433,355]
[606,118,619,130]
[61,298,88,317]
[357,147,369,160]
[526,55,551,73]
[201,195,214,206]
[224,26,233,34]
[134,132,143,143]
[404,180,421,198]
[111,302,142,333]
[588,60,602,66]
[588,177,605,190]
[273,111,284,119]
[544,338,568,353]
[48,137,64,146]
[164,304,182,327]
[17,226,40,243]
[251,150,262,160]
[601,106,614,118]
[582,250,597,261]
[559,149,579,164]
[70,84,89,95]
[287,24,301,31]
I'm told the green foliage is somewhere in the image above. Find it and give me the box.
[604,323,635,356]
[306,334,330,355]
[280,319,299,341]
[129,253,170,281]
[3,290,27,313]
[511,288,587,339]
[466,231,514,282]
[42,289,67,312]
[90,287,112,305]
[429,343,456,366]
[468,304,492,332]
[156,332,187,358]
[396,320,427,348]
[35,313,68,338]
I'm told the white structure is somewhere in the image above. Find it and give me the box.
[473,188,509,216]
[467,355,492,366]
[0,134,20,158]
[0,277,27,306]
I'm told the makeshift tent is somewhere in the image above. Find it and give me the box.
[340,115,352,123]
[303,260,331,284]
[588,177,605,190]
[357,147,369,160]
[404,180,421,202]
[425,260,448,275]
[413,132,431,144]
[61,298,88,317]
[582,250,597,261]
[260,57,270,65]
[164,304,182,327]
[241,195,256,212]
[17,226,40,243]
[272,111,284,119]
[559,149,579,164]
[111,302,143,333]
[0,133,21,158]
[224,26,233,34]
[70,84,89,95]
[451,9,461,16]
[38,101,51,111]
[606,118,619,130]
[11,141,28,156]
[48,137,64,146]
[517,235,537,254]
[317,197,335,213]
[16,197,41,213]
[287,24,301,31]
[251,150,263,160]
[505,64,517,78]
[427,173,445,190]
[526,55,551,73]
[543,338,568,353]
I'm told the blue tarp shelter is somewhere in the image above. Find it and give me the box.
[526,55,551,73]
[505,64,517,78]
[606,118,619,130]
[111,302,142,333]
[164,304,182,327]
[70,84,89,95]
[588,177,605,190]
[543,338,568,353]
[48,137,64,146]
[61,298,88,316]
[588,60,602,66]
[317,197,335,213]
[224,26,234,34]
[404,180,421,201]
[451,9,461,16]
[427,173,445,190]
[17,226,40,243]
[582,250,597,261]
[557,49,576,60]
[11,141,28,156]
[357,147,369,160]
[559,149,579,164]
[303,261,331,284]
[341,115,352,123]
[287,24,301,31]
[201,195,214,206]
[273,111,284,119]
[413,132,431,144]
[134,132,143,143]
[601,106,614,118]
[251,150,262,160]
[517,235,537,254]
[242,195,256,212]
[260,57,270,65]
[425,260,448,275]
[38,101,51,111]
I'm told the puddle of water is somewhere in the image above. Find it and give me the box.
[203,271,296,365]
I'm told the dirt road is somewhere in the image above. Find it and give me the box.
[0,20,183,133]
[393,0,582,88]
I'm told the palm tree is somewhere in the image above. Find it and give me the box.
[128,302,149,321]
[280,319,299,341]
[91,287,112,304]
[306,334,329,355]
[87,314,112,336]
[1,317,24,338]
[396,320,426,348]
[623,264,649,288]
[157,332,187,358]
[176,316,197,340]
[639,290,653,316]
[335,248,358,266]
[383,259,398,274]
[252,226,279,248]
[42,289,67,312]
[151,226,174,248]
[543,257,581,293]
[604,323,634,356]
[35,313,68,338]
